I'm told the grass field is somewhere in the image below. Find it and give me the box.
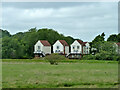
[2,59,118,88]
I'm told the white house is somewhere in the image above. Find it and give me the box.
[115,42,120,54]
[67,40,90,59]
[70,40,83,54]
[34,40,51,57]
[83,42,90,54]
[70,40,90,54]
[53,40,69,55]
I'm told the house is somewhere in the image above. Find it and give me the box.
[82,42,90,54]
[70,40,90,54]
[70,40,83,54]
[116,42,120,54]
[67,40,90,59]
[53,40,69,55]
[34,40,51,57]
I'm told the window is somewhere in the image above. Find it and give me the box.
[55,50,57,53]
[77,46,79,49]
[87,51,88,54]
[55,50,60,53]
[76,50,78,52]
[57,46,59,49]
[38,46,40,49]
[73,46,75,49]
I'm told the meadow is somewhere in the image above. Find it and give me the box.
[2,59,118,88]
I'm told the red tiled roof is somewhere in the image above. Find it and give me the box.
[77,40,88,46]
[59,40,69,46]
[77,40,83,44]
[82,42,87,46]
[77,40,85,46]
[40,40,51,46]
[116,43,120,47]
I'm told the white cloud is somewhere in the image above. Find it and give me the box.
[2,2,118,41]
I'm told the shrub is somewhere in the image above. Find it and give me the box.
[95,50,118,60]
[82,54,95,60]
[45,53,66,65]
[114,55,120,61]
[82,50,119,61]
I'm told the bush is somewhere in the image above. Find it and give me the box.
[45,53,66,65]
[95,51,118,60]
[82,54,95,60]
[82,51,119,61]
[113,55,120,61]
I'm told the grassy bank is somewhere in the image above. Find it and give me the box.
[2,59,118,88]
[2,59,118,63]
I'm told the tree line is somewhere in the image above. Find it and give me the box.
[0,28,120,60]
[1,28,75,59]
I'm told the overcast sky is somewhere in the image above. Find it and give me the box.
[2,2,118,42]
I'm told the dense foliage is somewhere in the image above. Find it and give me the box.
[0,29,11,38]
[91,33,120,52]
[1,28,74,59]
[89,33,120,61]
[1,28,120,60]
[83,41,120,61]
[91,32,105,53]
[107,33,120,42]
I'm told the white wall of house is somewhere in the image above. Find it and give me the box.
[53,40,69,54]
[83,46,86,54]
[115,43,120,54]
[34,41,43,52]
[70,40,82,53]
[65,46,69,54]
[84,42,90,54]
[34,41,51,54]
[53,40,63,53]
[43,46,51,54]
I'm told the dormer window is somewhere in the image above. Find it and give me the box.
[73,46,75,49]
[38,46,40,50]
[77,46,79,49]
[57,46,59,49]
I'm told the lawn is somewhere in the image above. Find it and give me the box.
[2,59,118,88]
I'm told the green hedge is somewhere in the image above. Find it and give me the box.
[82,53,120,61]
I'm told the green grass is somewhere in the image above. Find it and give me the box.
[2,59,118,88]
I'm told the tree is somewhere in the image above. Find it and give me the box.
[1,28,75,59]
[95,41,118,60]
[91,32,105,53]
[107,34,118,42]
[99,41,117,54]
[118,33,120,42]
[101,32,105,41]
[0,29,11,38]
[107,33,120,43]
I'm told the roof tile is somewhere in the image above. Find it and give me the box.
[40,40,51,46]
[59,40,69,46]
